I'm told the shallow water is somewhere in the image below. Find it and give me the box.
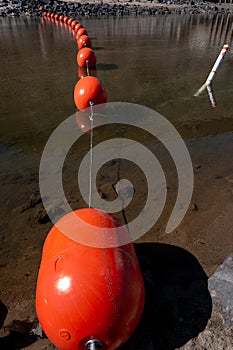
[0,14,233,155]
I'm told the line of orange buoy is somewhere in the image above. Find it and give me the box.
[36,6,145,350]
[39,6,107,112]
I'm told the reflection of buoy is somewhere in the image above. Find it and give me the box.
[78,66,88,79]
[75,23,83,32]
[36,208,145,350]
[77,47,96,68]
[74,76,107,110]
[78,35,92,49]
[75,110,91,133]
[76,28,87,39]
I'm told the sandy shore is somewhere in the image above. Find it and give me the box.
[0,130,233,349]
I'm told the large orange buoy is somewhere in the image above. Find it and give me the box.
[36,209,145,350]
[78,35,92,49]
[75,23,83,32]
[76,28,87,39]
[74,76,107,110]
[77,47,96,68]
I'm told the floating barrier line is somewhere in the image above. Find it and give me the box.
[37,9,145,350]
[194,44,229,106]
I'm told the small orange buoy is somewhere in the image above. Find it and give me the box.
[67,18,74,26]
[63,16,69,23]
[77,47,96,68]
[46,12,51,18]
[74,23,83,32]
[43,11,47,16]
[54,14,59,21]
[71,20,77,29]
[77,35,92,49]
[39,6,43,11]
[76,27,87,39]
[59,14,64,22]
[74,76,107,110]
[36,208,145,350]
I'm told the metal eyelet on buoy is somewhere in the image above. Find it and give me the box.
[85,339,103,350]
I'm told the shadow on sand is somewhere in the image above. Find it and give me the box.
[122,243,212,350]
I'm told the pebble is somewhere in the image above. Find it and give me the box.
[0,0,233,17]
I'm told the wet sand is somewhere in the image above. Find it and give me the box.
[0,130,233,349]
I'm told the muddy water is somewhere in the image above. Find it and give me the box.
[0,14,233,154]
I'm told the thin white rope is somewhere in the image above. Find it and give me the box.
[86,59,90,76]
[88,101,94,208]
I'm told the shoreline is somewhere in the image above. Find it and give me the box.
[1,0,233,17]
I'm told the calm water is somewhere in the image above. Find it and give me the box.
[0,14,233,155]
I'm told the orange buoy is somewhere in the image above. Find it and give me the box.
[39,6,43,11]
[76,28,87,39]
[67,18,74,26]
[77,47,96,68]
[51,13,55,19]
[36,208,145,350]
[43,11,47,16]
[46,12,51,18]
[71,20,77,29]
[54,14,59,21]
[74,23,83,32]
[63,16,69,23]
[74,76,107,110]
[78,35,92,49]
[59,14,64,22]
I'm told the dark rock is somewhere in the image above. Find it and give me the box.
[0,300,8,330]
